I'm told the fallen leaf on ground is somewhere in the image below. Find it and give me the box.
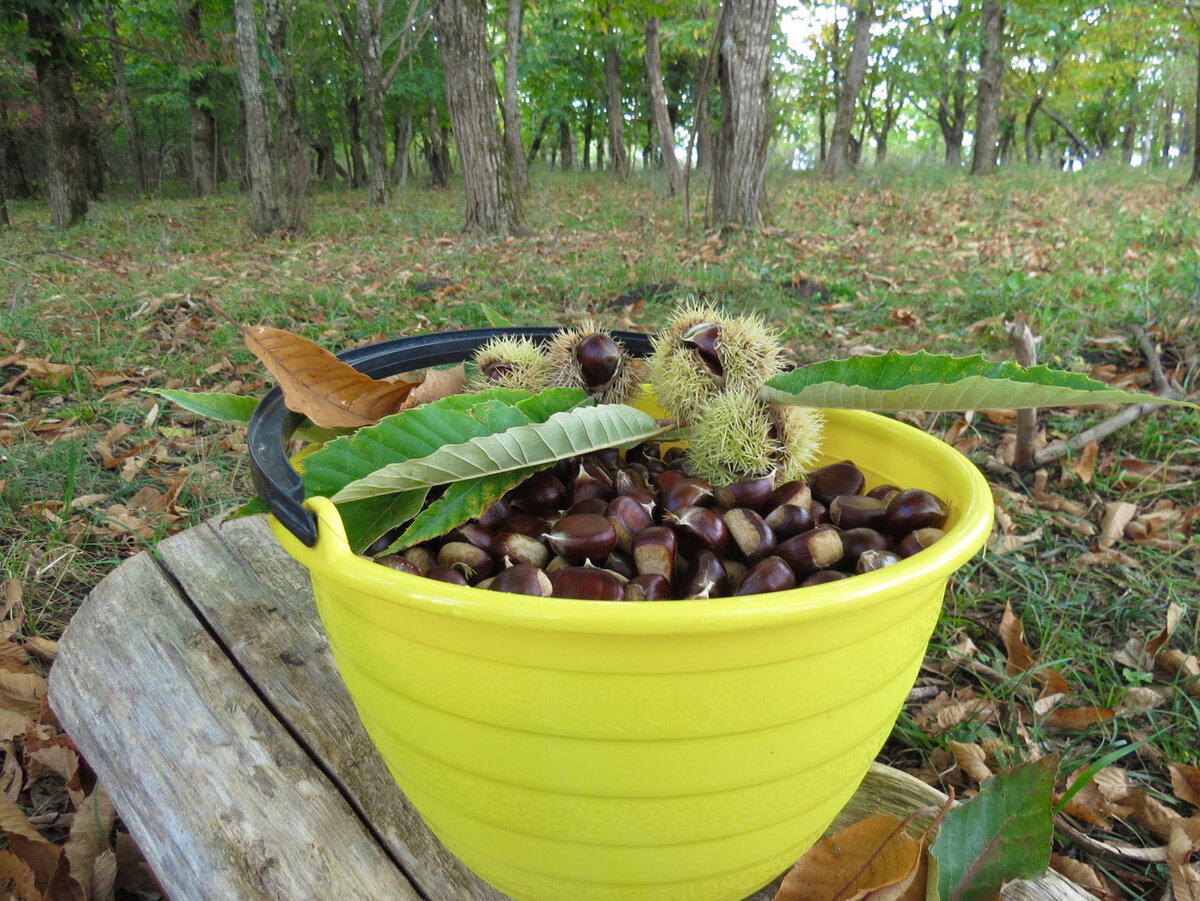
[1166,819,1200,900]
[1098,501,1138,549]
[1172,764,1200,810]
[774,813,927,901]
[948,741,993,784]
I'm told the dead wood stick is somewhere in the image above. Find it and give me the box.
[1031,324,1181,468]
[1006,315,1040,471]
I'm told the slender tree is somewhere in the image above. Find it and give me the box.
[823,0,872,177]
[971,0,1006,174]
[502,0,527,192]
[432,0,526,236]
[23,0,90,228]
[179,0,218,196]
[710,0,776,230]
[232,0,280,232]
[645,14,682,195]
[602,5,629,181]
[101,3,149,193]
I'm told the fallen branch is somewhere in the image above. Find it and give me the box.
[1031,324,1183,468]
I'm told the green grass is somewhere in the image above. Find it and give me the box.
[2,162,1197,894]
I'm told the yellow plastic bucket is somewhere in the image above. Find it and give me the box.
[270,407,993,901]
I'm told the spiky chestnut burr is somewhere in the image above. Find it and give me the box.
[685,390,825,487]
[544,321,641,404]
[772,404,825,484]
[646,301,786,422]
[470,336,552,392]
[684,389,781,486]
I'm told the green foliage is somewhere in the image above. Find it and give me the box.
[931,757,1057,900]
[146,389,257,423]
[761,351,1196,412]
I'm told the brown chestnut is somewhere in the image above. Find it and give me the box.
[631,525,678,582]
[770,479,813,511]
[551,565,627,600]
[624,573,673,602]
[808,461,866,505]
[713,476,775,512]
[828,495,888,530]
[665,506,729,556]
[575,332,623,390]
[508,470,567,513]
[659,477,714,515]
[734,556,797,596]
[489,563,553,596]
[492,531,550,569]
[777,525,844,575]
[857,549,902,573]
[885,489,948,535]
[677,550,729,599]
[606,494,655,554]
[723,508,777,564]
[897,527,945,557]
[374,554,423,576]
[437,541,495,581]
[764,503,815,540]
[425,565,470,586]
[545,513,618,564]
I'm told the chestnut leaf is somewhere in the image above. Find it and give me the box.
[333,404,674,501]
[761,351,1196,412]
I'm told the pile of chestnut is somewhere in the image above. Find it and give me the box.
[372,443,949,601]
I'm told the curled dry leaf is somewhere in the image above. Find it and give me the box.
[1166,819,1200,901]
[244,325,417,428]
[948,741,993,785]
[1050,852,1120,900]
[1000,602,1037,677]
[1171,764,1200,810]
[773,813,927,901]
[402,363,467,409]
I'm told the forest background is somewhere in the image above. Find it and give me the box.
[2,0,1200,899]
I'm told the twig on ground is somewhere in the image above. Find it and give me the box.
[1053,815,1168,863]
[1031,323,1184,468]
[1006,314,1041,471]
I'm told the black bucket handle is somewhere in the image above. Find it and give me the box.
[247,327,655,546]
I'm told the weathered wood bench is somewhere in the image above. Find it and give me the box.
[49,514,1092,901]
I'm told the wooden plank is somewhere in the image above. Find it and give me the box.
[154,514,507,901]
[48,549,422,901]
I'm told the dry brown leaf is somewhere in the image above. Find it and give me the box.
[89,848,118,901]
[6,833,85,901]
[1167,819,1200,901]
[774,813,926,901]
[0,671,47,719]
[947,740,992,784]
[244,325,417,428]
[1098,501,1138,549]
[0,794,48,842]
[1147,601,1187,658]
[402,363,467,408]
[0,849,40,900]
[1069,440,1100,484]
[999,602,1037,676]
[0,708,35,742]
[22,638,57,665]
[1172,764,1200,810]
[1049,852,1116,899]
[1114,685,1171,714]
[63,788,114,901]
[1076,549,1141,568]
[1042,705,1116,730]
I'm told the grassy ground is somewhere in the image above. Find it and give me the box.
[2,161,1198,896]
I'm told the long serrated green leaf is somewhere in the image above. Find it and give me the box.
[761,351,1195,412]
[338,489,429,554]
[930,756,1057,901]
[333,404,671,501]
[388,468,541,551]
[148,389,258,423]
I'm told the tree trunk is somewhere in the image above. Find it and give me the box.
[232,0,281,232]
[645,16,683,195]
[425,105,447,186]
[970,0,1005,175]
[502,0,528,193]
[582,101,593,170]
[264,0,307,229]
[558,117,575,171]
[1024,95,1044,164]
[391,110,413,185]
[692,53,714,177]
[102,4,149,193]
[433,0,527,236]
[357,0,389,204]
[27,4,90,229]
[710,0,776,230]
[603,14,629,181]
[348,96,367,187]
[823,0,871,178]
[180,0,218,197]
[1189,28,1200,187]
